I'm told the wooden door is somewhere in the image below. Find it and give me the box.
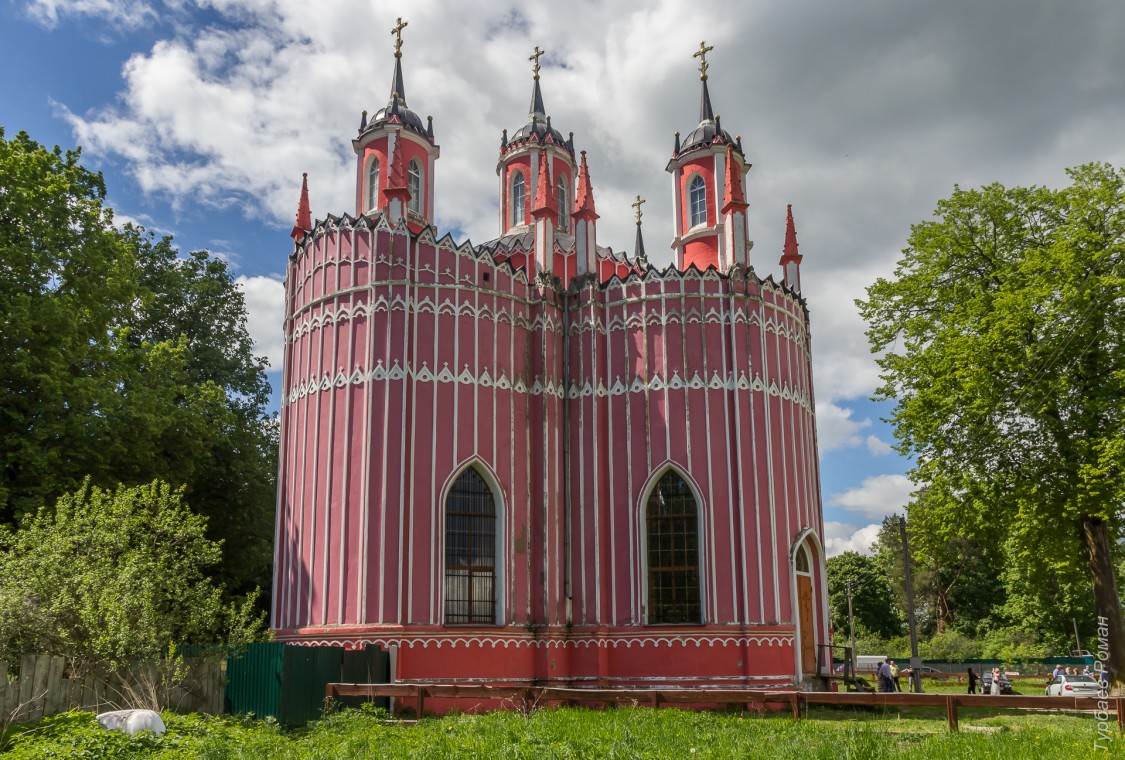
[797,574,815,672]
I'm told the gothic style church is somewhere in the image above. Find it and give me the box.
[272,21,829,700]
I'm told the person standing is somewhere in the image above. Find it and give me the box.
[967,667,978,695]
[877,659,893,693]
[990,667,1002,695]
[890,660,901,692]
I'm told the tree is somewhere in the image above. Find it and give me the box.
[858,163,1125,691]
[0,129,276,598]
[826,551,901,640]
[0,480,256,667]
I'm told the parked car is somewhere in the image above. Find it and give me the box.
[1045,674,1102,697]
[979,672,1013,695]
[901,666,942,677]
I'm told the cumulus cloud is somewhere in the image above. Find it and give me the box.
[237,274,285,370]
[865,435,892,456]
[37,0,1125,413]
[823,521,882,557]
[828,474,914,518]
[815,402,871,453]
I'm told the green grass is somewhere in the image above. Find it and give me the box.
[2,704,1120,758]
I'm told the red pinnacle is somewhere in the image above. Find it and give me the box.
[721,144,748,215]
[573,150,598,221]
[291,172,312,241]
[783,203,801,258]
[531,149,557,221]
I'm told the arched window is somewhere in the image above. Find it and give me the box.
[367,157,380,211]
[557,175,569,233]
[408,159,423,215]
[646,471,701,624]
[689,175,707,227]
[444,468,497,624]
[795,544,810,573]
[510,171,525,227]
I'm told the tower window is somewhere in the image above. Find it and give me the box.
[367,157,380,211]
[510,171,525,228]
[689,175,707,228]
[444,468,497,624]
[408,158,423,215]
[646,470,701,625]
[557,175,569,233]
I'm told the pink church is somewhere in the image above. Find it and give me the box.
[272,27,830,699]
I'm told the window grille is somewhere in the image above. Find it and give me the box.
[689,176,707,227]
[367,158,380,211]
[444,469,496,624]
[510,171,525,227]
[646,471,701,624]
[408,159,423,214]
[557,176,569,232]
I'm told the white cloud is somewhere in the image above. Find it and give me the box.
[865,435,892,456]
[815,402,871,453]
[828,474,913,518]
[823,521,882,557]
[237,275,285,370]
[25,0,155,28]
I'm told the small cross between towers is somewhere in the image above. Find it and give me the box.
[632,195,646,225]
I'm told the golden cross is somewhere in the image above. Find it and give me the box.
[391,17,408,58]
[693,40,714,80]
[632,195,646,225]
[529,45,545,80]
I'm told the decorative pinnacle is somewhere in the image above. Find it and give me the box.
[693,40,714,81]
[530,45,545,80]
[632,194,646,225]
[391,17,408,58]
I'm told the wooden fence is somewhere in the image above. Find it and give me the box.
[1,654,224,724]
[325,683,1125,733]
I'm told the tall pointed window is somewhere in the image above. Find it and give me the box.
[689,175,707,228]
[510,171,525,228]
[557,175,569,233]
[445,468,497,624]
[367,158,380,211]
[646,471,701,624]
[408,159,423,215]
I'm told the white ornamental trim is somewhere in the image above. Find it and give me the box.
[282,363,813,413]
[281,633,795,650]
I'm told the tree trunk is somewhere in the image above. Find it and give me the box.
[1081,515,1125,695]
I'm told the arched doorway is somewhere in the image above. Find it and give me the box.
[794,541,817,673]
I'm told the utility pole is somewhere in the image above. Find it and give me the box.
[1073,618,1083,655]
[846,580,857,678]
[899,514,922,693]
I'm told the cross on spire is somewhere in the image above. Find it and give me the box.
[693,40,714,81]
[530,46,545,80]
[391,17,408,58]
[632,194,646,225]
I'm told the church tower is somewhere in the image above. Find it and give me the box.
[353,18,440,230]
[496,46,578,280]
[667,42,750,271]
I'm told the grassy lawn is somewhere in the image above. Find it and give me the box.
[2,704,1119,758]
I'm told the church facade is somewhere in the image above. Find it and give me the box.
[272,25,830,697]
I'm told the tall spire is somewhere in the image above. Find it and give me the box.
[693,40,715,123]
[780,203,804,291]
[291,173,311,241]
[528,45,546,118]
[388,17,409,108]
[531,149,557,220]
[632,195,647,262]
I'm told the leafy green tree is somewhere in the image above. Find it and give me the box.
[0,480,260,667]
[858,163,1125,691]
[0,129,276,598]
[826,551,901,640]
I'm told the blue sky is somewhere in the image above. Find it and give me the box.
[4,0,1123,556]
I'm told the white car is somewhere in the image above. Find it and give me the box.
[1045,674,1102,697]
